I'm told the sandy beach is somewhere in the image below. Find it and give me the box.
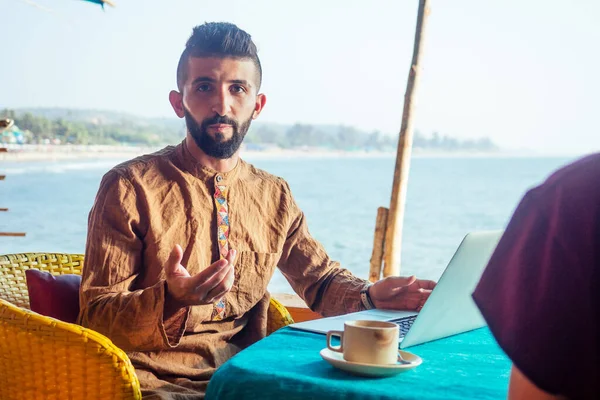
[0,144,160,162]
[0,144,398,162]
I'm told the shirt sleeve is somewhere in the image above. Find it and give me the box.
[78,170,189,352]
[472,182,599,398]
[276,182,370,317]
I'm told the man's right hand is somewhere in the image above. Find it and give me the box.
[165,244,237,306]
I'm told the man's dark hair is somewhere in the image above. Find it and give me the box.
[176,22,262,91]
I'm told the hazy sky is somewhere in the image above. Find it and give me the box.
[2,0,599,154]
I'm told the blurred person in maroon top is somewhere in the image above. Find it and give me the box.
[473,153,600,399]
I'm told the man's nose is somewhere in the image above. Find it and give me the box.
[211,89,232,116]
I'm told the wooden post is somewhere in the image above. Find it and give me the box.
[0,131,26,237]
[369,207,389,282]
[383,0,431,277]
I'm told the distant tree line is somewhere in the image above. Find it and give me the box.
[246,123,498,152]
[245,123,399,151]
[1,109,183,146]
[1,109,498,151]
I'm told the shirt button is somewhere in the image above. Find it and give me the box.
[216,175,223,182]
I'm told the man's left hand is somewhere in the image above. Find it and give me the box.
[369,276,436,311]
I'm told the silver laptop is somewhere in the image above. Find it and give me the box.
[289,230,502,348]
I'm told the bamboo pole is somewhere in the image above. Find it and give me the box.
[0,208,8,212]
[383,0,431,277]
[369,207,389,282]
[0,233,26,237]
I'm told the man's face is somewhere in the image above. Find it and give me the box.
[171,56,265,159]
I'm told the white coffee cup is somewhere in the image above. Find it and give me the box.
[326,320,399,365]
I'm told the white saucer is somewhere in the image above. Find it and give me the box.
[320,348,422,377]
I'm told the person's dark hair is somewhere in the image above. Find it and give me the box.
[176,22,262,91]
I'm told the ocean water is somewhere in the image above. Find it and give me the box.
[0,153,576,293]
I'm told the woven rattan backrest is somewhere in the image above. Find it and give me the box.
[0,253,84,309]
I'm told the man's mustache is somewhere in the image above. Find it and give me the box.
[201,115,238,128]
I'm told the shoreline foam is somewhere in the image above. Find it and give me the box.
[0,144,573,163]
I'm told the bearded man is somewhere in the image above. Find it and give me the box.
[79,22,435,399]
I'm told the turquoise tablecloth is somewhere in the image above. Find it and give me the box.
[206,327,511,400]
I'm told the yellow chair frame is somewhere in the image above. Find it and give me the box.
[0,252,294,400]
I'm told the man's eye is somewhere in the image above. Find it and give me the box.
[197,84,211,92]
[231,85,245,93]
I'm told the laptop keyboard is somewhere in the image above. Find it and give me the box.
[390,315,417,338]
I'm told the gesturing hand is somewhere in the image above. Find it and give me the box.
[165,244,237,306]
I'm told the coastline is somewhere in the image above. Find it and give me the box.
[0,144,568,163]
[0,144,160,162]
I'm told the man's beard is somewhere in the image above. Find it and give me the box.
[184,107,252,159]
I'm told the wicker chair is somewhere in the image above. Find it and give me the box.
[0,252,294,400]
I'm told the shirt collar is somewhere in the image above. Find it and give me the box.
[175,139,245,185]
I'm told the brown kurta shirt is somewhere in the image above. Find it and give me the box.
[79,141,369,399]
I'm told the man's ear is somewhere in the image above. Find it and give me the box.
[169,90,185,118]
[252,93,267,120]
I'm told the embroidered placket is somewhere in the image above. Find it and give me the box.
[211,178,229,320]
